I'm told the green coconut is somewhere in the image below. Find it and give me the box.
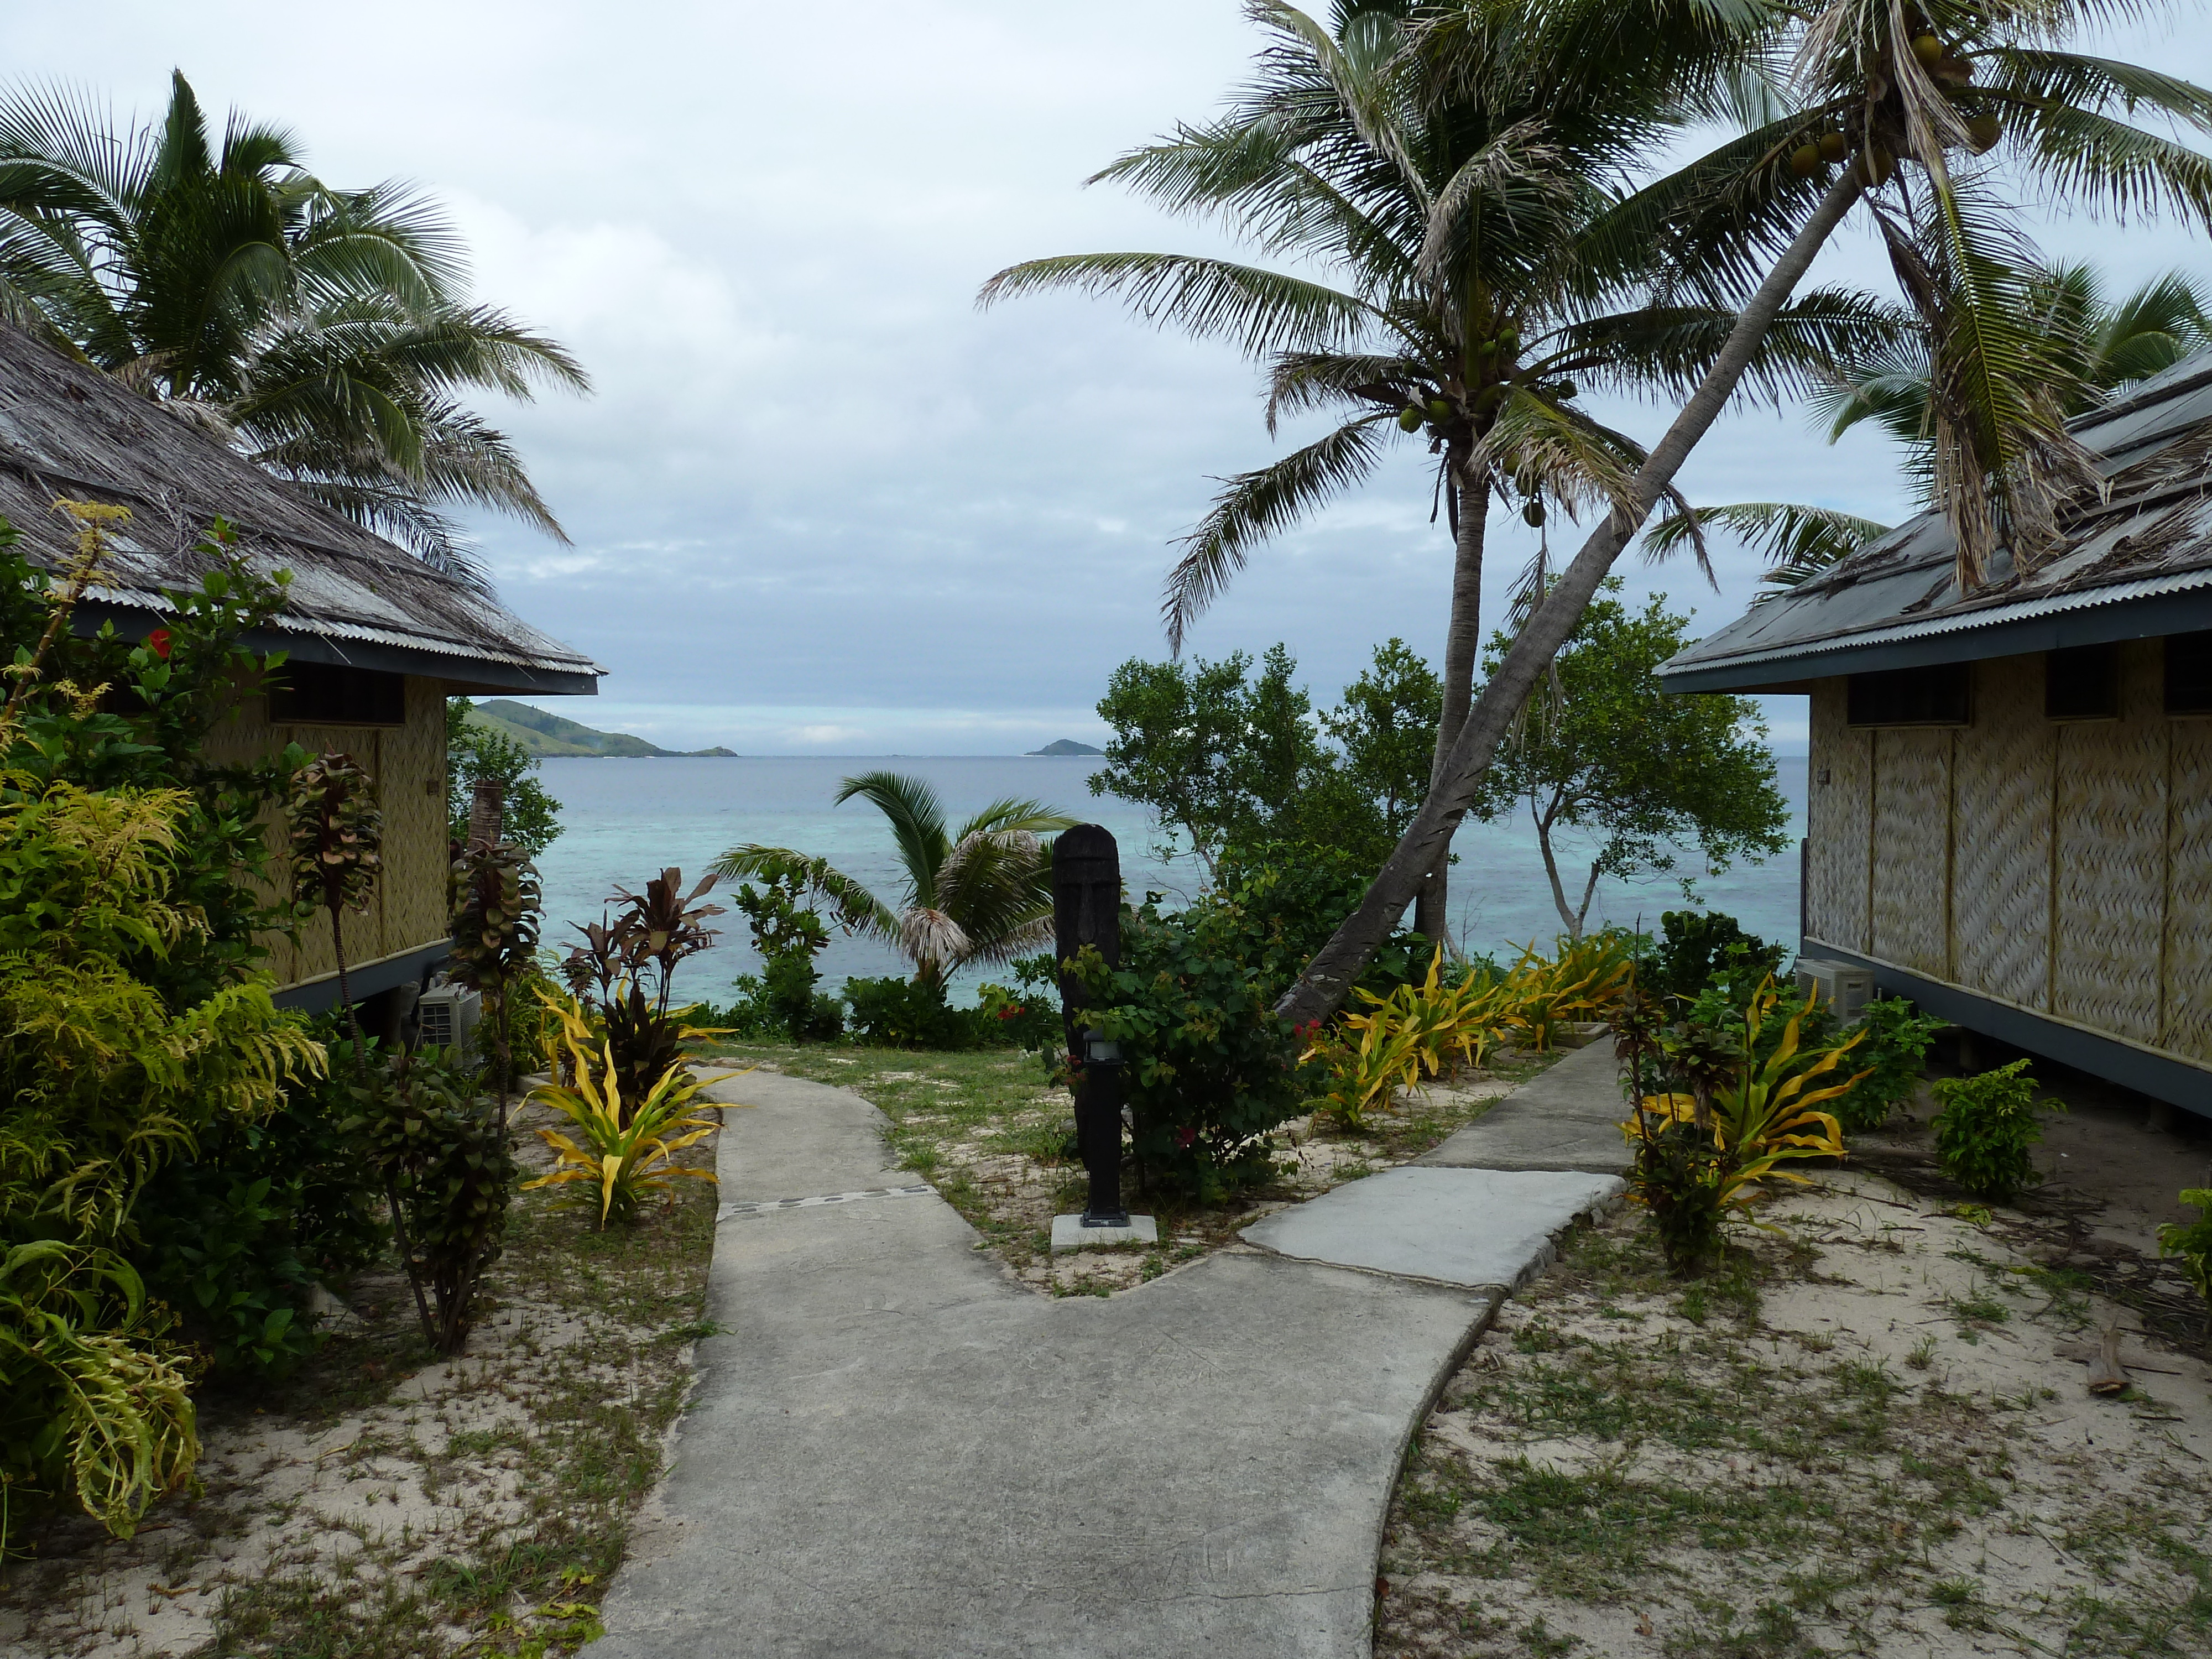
[1789,144,1823,178]
[1399,405,1423,432]
[1428,397,1452,421]
[1912,32,1943,65]
[1818,131,1850,163]
[1522,500,1546,528]
[1966,112,2002,153]
[1496,328,1519,352]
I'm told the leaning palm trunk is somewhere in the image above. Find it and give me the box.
[1279,172,1865,1026]
[1416,461,1489,943]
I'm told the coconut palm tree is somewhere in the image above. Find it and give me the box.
[1646,262,2212,591]
[0,72,586,587]
[711,773,1078,994]
[1277,0,2212,1026]
[980,0,1900,941]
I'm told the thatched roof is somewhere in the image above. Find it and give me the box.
[0,324,600,695]
[1660,351,2212,692]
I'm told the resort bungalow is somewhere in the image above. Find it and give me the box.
[0,323,601,1014]
[1659,353,2212,1117]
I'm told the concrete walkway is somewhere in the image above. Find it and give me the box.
[594,1041,1630,1659]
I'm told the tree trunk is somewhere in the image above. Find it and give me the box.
[332,904,365,1055]
[1415,463,1487,945]
[1277,172,1864,1027]
[1533,800,1578,939]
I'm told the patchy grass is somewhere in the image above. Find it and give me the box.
[1,1097,719,1659]
[1377,1176,2212,1659]
[708,1038,1565,1295]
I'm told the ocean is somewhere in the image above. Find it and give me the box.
[530,753,1808,1005]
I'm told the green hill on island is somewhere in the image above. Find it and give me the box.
[469,698,738,758]
[1026,738,1103,756]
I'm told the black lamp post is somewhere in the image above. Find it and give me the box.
[1053,823,1129,1228]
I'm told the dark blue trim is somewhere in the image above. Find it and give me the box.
[273,938,450,1014]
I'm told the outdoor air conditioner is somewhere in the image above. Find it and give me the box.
[416,980,482,1056]
[1792,957,1875,1023]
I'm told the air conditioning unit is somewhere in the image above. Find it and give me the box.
[416,980,482,1057]
[1792,958,1876,1023]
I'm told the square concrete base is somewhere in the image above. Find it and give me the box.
[1050,1213,1159,1254]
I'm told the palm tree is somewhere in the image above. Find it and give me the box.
[1279,0,2212,1026]
[712,773,1077,994]
[0,72,587,587]
[1646,263,2212,591]
[980,0,1897,940]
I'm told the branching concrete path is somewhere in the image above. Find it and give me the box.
[594,1043,1628,1659]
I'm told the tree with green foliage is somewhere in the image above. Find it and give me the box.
[1470,585,1788,936]
[984,0,1893,940]
[714,773,1074,995]
[446,698,563,857]
[1281,0,2212,1027]
[1095,639,1444,879]
[0,73,588,586]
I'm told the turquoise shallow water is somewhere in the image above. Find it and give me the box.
[529,753,1807,1005]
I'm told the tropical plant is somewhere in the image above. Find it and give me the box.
[2157,1188,2212,1331]
[560,867,724,1103]
[1648,910,1789,1006]
[348,1042,512,1354]
[1831,997,1948,1131]
[714,773,1074,995]
[1930,1058,2057,1202]
[446,698,563,857]
[0,1241,197,1550]
[1624,979,1862,1272]
[1280,0,2212,1026]
[1471,583,1791,935]
[1646,262,2212,591]
[1305,946,1511,1129]
[285,753,383,1048]
[524,995,730,1228]
[0,73,589,583]
[449,839,544,1115]
[983,0,1893,940]
[726,856,842,1042]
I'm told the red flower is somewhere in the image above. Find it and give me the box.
[1176,1126,1197,1149]
[146,628,171,659]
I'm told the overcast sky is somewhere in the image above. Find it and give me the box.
[30,1,2212,752]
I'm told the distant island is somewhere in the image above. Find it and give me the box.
[471,698,739,758]
[1026,738,1104,757]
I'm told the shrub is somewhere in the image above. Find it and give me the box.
[1213,838,1430,998]
[1930,1060,2058,1203]
[1063,891,1310,1202]
[843,974,978,1049]
[524,998,728,1228]
[348,1044,513,1354]
[2158,1189,2212,1329]
[448,841,544,1109]
[977,979,1058,1051]
[1830,998,1948,1132]
[560,867,724,1099]
[1651,909,1786,1004]
[728,867,843,1042]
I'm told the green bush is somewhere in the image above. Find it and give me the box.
[977,978,1059,1052]
[1063,890,1311,1203]
[1930,1060,2058,1203]
[1651,909,1786,1004]
[347,1044,514,1354]
[727,869,844,1042]
[842,974,980,1050]
[1830,998,1947,1132]
[1212,838,1430,999]
[2157,1188,2212,1325]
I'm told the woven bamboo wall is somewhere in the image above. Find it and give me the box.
[1869,727,1952,977]
[2167,719,2212,1058]
[201,676,449,990]
[1807,641,2210,1072]
[1951,656,2053,1009]
[2052,641,2166,1046]
[1806,681,1873,952]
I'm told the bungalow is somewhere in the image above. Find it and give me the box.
[1658,352,2212,1117]
[0,324,601,1015]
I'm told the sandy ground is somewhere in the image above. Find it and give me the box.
[1376,1076,2212,1659]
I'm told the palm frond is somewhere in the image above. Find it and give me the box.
[707,844,899,945]
[1162,415,1389,653]
[978,251,1380,357]
[1642,500,1891,594]
[833,771,953,910]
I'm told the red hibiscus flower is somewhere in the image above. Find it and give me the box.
[147,628,171,659]
[1176,1126,1197,1149]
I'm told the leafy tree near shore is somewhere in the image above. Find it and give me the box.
[713,773,1075,994]
[446,698,563,857]
[0,72,588,586]
[1470,583,1788,936]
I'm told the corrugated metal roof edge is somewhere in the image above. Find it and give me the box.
[1658,564,2212,687]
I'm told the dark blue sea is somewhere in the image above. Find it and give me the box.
[530,753,1807,1005]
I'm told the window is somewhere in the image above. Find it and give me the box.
[1845,663,1971,727]
[269,662,406,727]
[2046,643,2119,721]
[2167,632,2212,716]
